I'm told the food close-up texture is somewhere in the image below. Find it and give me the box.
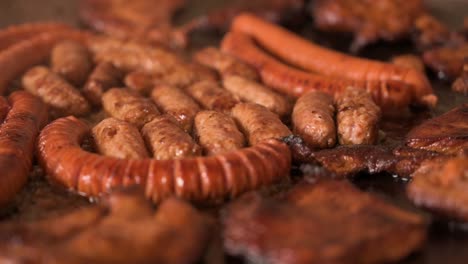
[0,0,467,263]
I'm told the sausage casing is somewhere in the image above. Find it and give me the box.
[102,88,160,128]
[232,103,292,146]
[22,66,91,116]
[83,62,123,106]
[151,84,201,132]
[292,91,336,149]
[124,71,154,96]
[185,80,238,113]
[141,115,201,160]
[222,75,291,118]
[92,117,149,159]
[336,88,381,145]
[194,110,245,155]
[51,40,93,86]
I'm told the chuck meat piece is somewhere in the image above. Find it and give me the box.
[223,180,427,264]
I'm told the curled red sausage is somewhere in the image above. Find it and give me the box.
[229,14,436,108]
[0,91,48,206]
[37,116,291,202]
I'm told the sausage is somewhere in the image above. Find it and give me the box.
[232,103,292,146]
[102,88,160,128]
[391,54,425,72]
[92,117,149,159]
[194,110,245,155]
[141,115,201,160]
[51,40,93,86]
[124,71,154,96]
[222,75,291,118]
[292,91,336,149]
[83,62,123,106]
[21,66,91,116]
[0,91,48,206]
[151,84,201,132]
[37,116,291,202]
[230,14,436,108]
[185,80,239,113]
[193,46,259,80]
[335,88,381,145]
[221,31,412,112]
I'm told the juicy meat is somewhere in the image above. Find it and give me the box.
[92,117,149,159]
[391,54,425,72]
[83,62,123,106]
[335,88,381,145]
[0,191,211,263]
[452,62,468,95]
[223,180,427,264]
[311,0,424,52]
[51,40,93,86]
[423,43,468,80]
[406,104,468,155]
[194,110,245,156]
[407,155,468,221]
[185,80,239,114]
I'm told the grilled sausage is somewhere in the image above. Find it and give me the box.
[141,115,201,160]
[391,54,425,72]
[38,116,291,201]
[232,103,292,146]
[194,110,245,155]
[292,91,336,149]
[151,84,201,132]
[222,75,291,118]
[185,80,238,113]
[22,66,90,116]
[51,40,93,86]
[124,71,154,96]
[0,91,48,206]
[92,117,149,159]
[336,88,381,145]
[83,62,123,106]
[102,88,160,128]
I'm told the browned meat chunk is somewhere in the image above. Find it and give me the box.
[391,54,425,72]
[92,117,149,159]
[335,88,381,145]
[392,146,442,177]
[185,80,239,113]
[232,103,292,146]
[141,115,201,160]
[0,191,211,263]
[51,40,93,86]
[412,14,451,50]
[452,62,468,95]
[423,43,468,80]
[312,0,424,52]
[407,155,468,221]
[223,180,427,264]
[292,91,336,149]
[194,110,245,155]
[406,104,468,155]
[83,62,123,106]
[22,66,90,117]
[102,88,160,128]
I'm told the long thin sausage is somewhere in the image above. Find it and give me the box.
[185,80,239,113]
[221,32,412,111]
[292,91,336,149]
[37,116,291,202]
[0,91,48,206]
[51,40,93,86]
[230,13,436,108]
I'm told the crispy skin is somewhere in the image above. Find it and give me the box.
[452,63,468,95]
[407,155,468,221]
[232,103,292,146]
[423,43,468,80]
[151,84,201,132]
[194,110,245,156]
[335,88,381,145]
[22,66,90,117]
[0,192,211,263]
[292,91,336,149]
[141,115,201,160]
[83,62,123,106]
[312,0,424,52]
[185,80,238,114]
[412,14,451,50]
[51,40,93,86]
[222,75,291,118]
[92,117,149,159]
[102,88,160,128]
[193,47,259,81]
[223,180,427,264]
[391,54,425,72]
[406,104,468,155]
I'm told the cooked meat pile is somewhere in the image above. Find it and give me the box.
[223,180,427,264]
